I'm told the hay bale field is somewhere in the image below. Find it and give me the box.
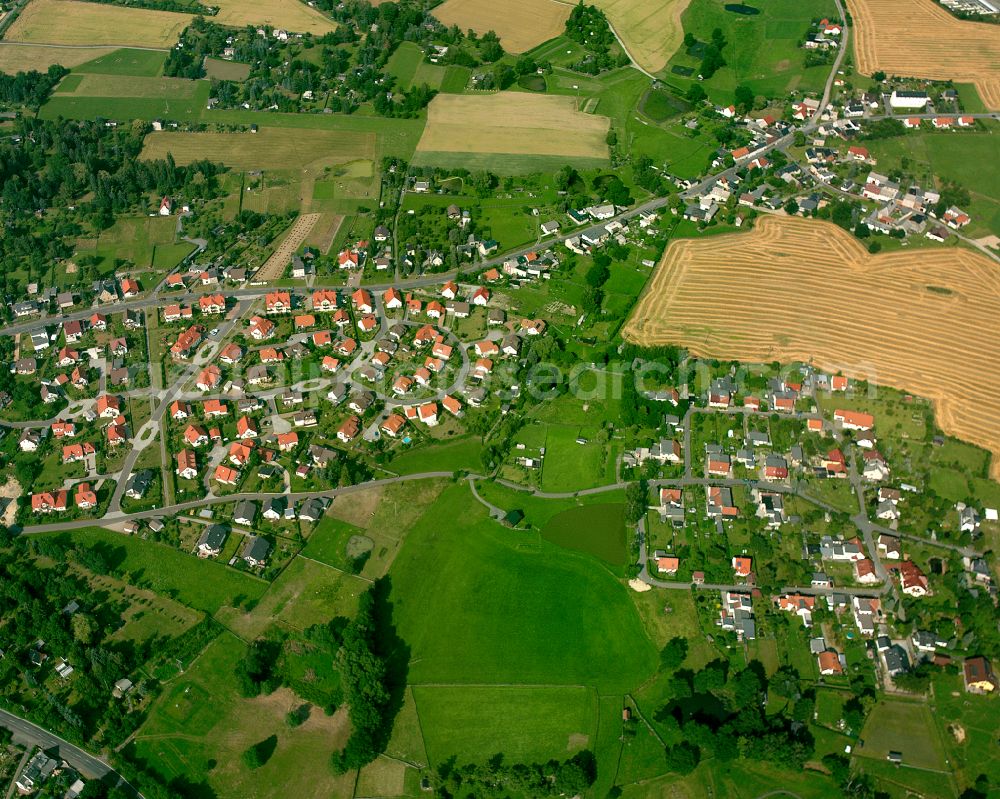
[415,92,609,160]
[590,0,690,74]
[4,0,193,48]
[140,128,376,171]
[431,0,571,53]
[0,43,117,73]
[623,216,1000,476]
[210,0,337,34]
[847,0,1000,110]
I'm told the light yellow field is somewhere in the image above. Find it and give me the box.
[4,0,193,48]
[140,128,376,171]
[0,43,117,73]
[590,0,690,74]
[431,0,571,53]
[624,216,1000,477]
[210,0,337,34]
[848,0,1000,110]
[415,92,609,159]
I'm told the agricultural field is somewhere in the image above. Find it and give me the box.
[590,0,690,74]
[4,0,193,48]
[665,0,837,102]
[209,0,337,34]
[431,0,571,53]
[623,216,1000,477]
[59,73,200,99]
[414,92,610,171]
[140,127,377,171]
[0,44,116,73]
[72,48,169,77]
[847,0,1000,110]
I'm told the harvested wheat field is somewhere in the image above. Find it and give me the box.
[4,0,193,48]
[0,43,117,73]
[416,92,609,159]
[210,0,337,34]
[624,216,1000,476]
[432,0,571,53]
[141,128,376,171]
[590,0,689,74]
[848,0,1000,110]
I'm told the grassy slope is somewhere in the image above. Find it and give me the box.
[41,526,267,614]
[389,483,657,691]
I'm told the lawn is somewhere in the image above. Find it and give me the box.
[855,698,949,769]
[388,483,658,691]
[386,435,482,475]
[539,424,614,492]
[131,631,356,799]
[412,685,598,765]
[540,503,628,567]
[42,526,267,615]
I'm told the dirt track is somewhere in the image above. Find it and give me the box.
[624,216,1000,478]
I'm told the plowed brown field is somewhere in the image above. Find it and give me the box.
[624,216,1000,477]
[847,0,1000,110]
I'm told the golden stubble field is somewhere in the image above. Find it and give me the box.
[431,0,571,53]
[0,44,117,72]
[210,0,337,34]
[415,92,609,159]
[589,0,690,74]
[847,0,1000,110]
[624,216,1000,476]
[4,0,192,47]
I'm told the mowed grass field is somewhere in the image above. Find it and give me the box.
[5,0,192,48]
[591,0,690,74]
[63,73,200,98]
[412,685,599,764]
[0,44,117,73]
[848,0,1000,110]
[141,127,377,171]
[623,216,1000,478]
[389,484,657,691]
[415,92,610,169]
[210,0,337,34]
[431,0,571,53]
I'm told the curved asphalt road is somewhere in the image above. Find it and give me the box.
[0,709,140,797]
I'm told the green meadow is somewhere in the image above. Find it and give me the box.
[664,0,837,103]
[389,484,657,691]
[412,685,599,764]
